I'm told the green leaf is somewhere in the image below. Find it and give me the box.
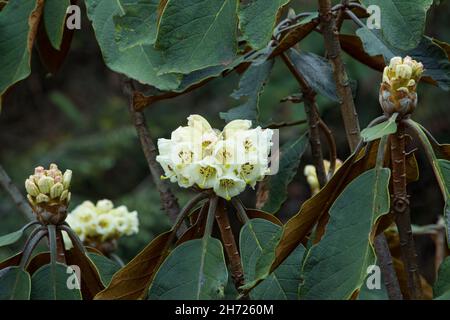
[238,0,290,50]
[0,0,42,97]
[433,257,450,299]
[360,0,433,50]
[286,49,340,102]
[361,113,398,142]
[0,222,38,248]
[262,133,309,213]
[43,0,70,50]
[357,30,450,91]
[220,60,273,123]
[148,237,228,300]
[87,253,121,287]
[299,168,391,299]
[85,0,180,91]
[0,230,26,248]
[240,219,305,299]
[30,263,82,300]
[113,0,160,50]
[0,267,31,300]
[357,264,389,300]
[155,0,238,75]
[356,27,396,60]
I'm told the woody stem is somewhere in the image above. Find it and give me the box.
[390,121,422,299]
[215,198,244,290]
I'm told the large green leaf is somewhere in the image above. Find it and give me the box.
[30,263,82,300]
[0,229,27,248]
[286,49,339,102]
[299,168,391,299]
[433,257,450,299]
[361,114,398,142]
[0,267,31,300]
[262,133,309,213]
[238,0,290,50]
[0,222,39,248]
[113,0,159,50]
[0,0,42,97]
[43,0,69,50]
[360,0,433,50]
[357,263,389,300]
[148,237,228,300]
[220,60,273,123]
[240,219,305,299]
[87,253,121,287]
[155,0,238,75]
[85,0,180,91]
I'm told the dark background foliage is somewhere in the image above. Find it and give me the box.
[0,1,449,283]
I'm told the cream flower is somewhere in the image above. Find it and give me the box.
[63,199,139,249]
[156,115,273,200]
[213,175,247,201]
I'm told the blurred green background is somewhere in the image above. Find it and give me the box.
[0,1,449,282]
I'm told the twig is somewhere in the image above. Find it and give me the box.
[318,0,361,152]
[318,119,337,179]
[335,0,350,30]
[390,121,422,299]
[0,164,34,221]
[263,119,307,129]
[374,234,403,300]
[281,52,327,187]
[124,79,181,225]
[215,199,244,290]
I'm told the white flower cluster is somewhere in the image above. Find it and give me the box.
[156,115,273,200]
[64,199,139,248]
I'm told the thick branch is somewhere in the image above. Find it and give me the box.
[390,122,422,299]
[318,0,361,152]
[281,53,327,187]
[374,234,403,300]
[124,79,180,225]
[0,164,34,221]
[215,199,244,290]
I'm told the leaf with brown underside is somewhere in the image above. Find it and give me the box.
[176,203,209,246]
[246,209,282,226]
[65,245,104,300]
[270,146,371,272]
[35,1,75,74]
[95,231,172,300]
[0,252,23,269]
[26,252,50,275]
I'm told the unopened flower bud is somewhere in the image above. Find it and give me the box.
[25,179,40,197]
[37,176,54,194]
[303,165,316,177]
[60,189,69,202]
[50,182,64,199]
[36,193,50,203]
[63,170,72,189]
[379,56,424,116]
[395,64,412,79]
[307,175,319,190]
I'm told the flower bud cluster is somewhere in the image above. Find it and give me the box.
[25,164,72,208]
[380,56,424,116]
